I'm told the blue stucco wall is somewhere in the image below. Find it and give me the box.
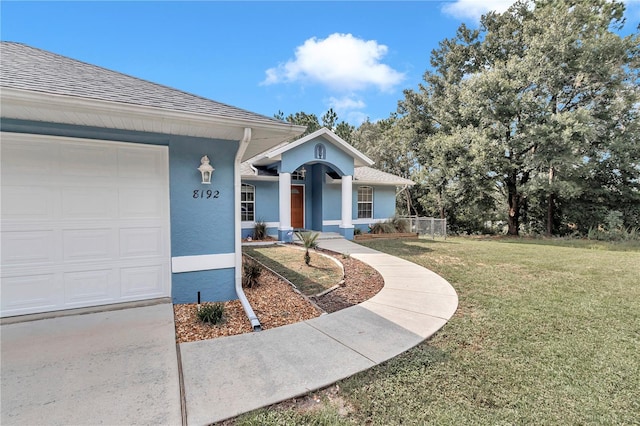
[169,137,238,256]
[311,164,324,231]
[169,137,239,302]
[323,183,342,221]
[171,269,236,302]
[374,186,398,218]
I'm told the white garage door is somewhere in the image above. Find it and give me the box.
[1,133,171,317]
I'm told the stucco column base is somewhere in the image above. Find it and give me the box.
[278,228,294,243]
[339,226,355,240]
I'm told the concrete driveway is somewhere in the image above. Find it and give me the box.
[1,302,182,426]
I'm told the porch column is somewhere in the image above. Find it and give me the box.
[278,172,293,242]
[340,175,354,240]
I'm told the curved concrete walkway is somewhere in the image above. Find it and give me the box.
[180,238,458,425]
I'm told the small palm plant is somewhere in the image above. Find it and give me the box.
[295,231,319,266]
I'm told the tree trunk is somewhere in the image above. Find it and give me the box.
[546,193,555,236]
[507,175,520,236]
[546,166,555,237]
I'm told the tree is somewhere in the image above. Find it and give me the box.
[335,121,355,143]
[351,115,422,215]
[295,231,319,266]
[401,0,639,235]
[275,109,358,143]
[321,108,338,130]
[274,111,321,138]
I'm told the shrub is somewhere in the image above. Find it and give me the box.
[390,216,410,233]
[369,218,412,234]
[253,220,267,240]
[370,221,397,234]
[587,210,640,242]
[243,260,262,288]
[295,231,319,265]
[197,303,225,325]
[354,227,362,235]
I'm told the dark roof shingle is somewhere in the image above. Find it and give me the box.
[0,42,283,125]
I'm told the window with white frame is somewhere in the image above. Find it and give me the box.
[357,186,373,219]
[241,184,255,221]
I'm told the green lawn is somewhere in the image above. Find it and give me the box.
[236,237,640,425]
[244,245,343,296]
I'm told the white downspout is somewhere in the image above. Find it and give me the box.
[235,127,261,331]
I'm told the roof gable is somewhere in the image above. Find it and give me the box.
[253,128,374,167]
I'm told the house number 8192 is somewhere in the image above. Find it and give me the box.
[193,189,220,199]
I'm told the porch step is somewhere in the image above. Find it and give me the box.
[292,231,344,241]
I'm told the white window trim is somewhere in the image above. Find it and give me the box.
[357,186,373,219]
[241,183,255,222]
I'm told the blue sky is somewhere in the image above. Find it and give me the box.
[2,1,639,125]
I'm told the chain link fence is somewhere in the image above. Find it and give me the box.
[399,216,447,239]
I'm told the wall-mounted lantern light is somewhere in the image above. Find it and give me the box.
[299,166,307,179]
[198,155,214,184]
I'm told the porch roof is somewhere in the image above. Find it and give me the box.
[241,163,415,186]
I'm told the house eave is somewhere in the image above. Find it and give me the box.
[0,87,306,161]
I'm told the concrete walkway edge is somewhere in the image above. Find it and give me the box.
[179,238,458,425]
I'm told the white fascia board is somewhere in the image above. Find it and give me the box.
[1,88,306,161]
[326,176,416,186]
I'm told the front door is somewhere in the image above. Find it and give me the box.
[291,185,304,229]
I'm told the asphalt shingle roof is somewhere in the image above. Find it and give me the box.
[0,42,284,125]
[355,166,414,185]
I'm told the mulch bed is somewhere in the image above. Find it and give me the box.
[173,250,384,344]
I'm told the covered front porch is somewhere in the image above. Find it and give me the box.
[276,162,355,242]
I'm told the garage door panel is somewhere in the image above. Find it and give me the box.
[120,265,166,297]
[64,269,115,304]
[62,228,115,262]
[0,140,57,177]
[1,274,61,312]
[118,146,167,180]
[119,188,165,218]
[60,143,117,178]
[1,186,56,220]
[1,133,171,317]
[120,227,164,258]
[61,187,118,219]
[1,230,57,265]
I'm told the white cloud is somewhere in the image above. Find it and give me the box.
[262,33,404,92]
[346,111,369,126]
[328,95,366,112]
[327,95,367,125]
[442,0,515,21]
[444,0,640,25]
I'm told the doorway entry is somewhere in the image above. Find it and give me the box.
[291,185,304,229]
